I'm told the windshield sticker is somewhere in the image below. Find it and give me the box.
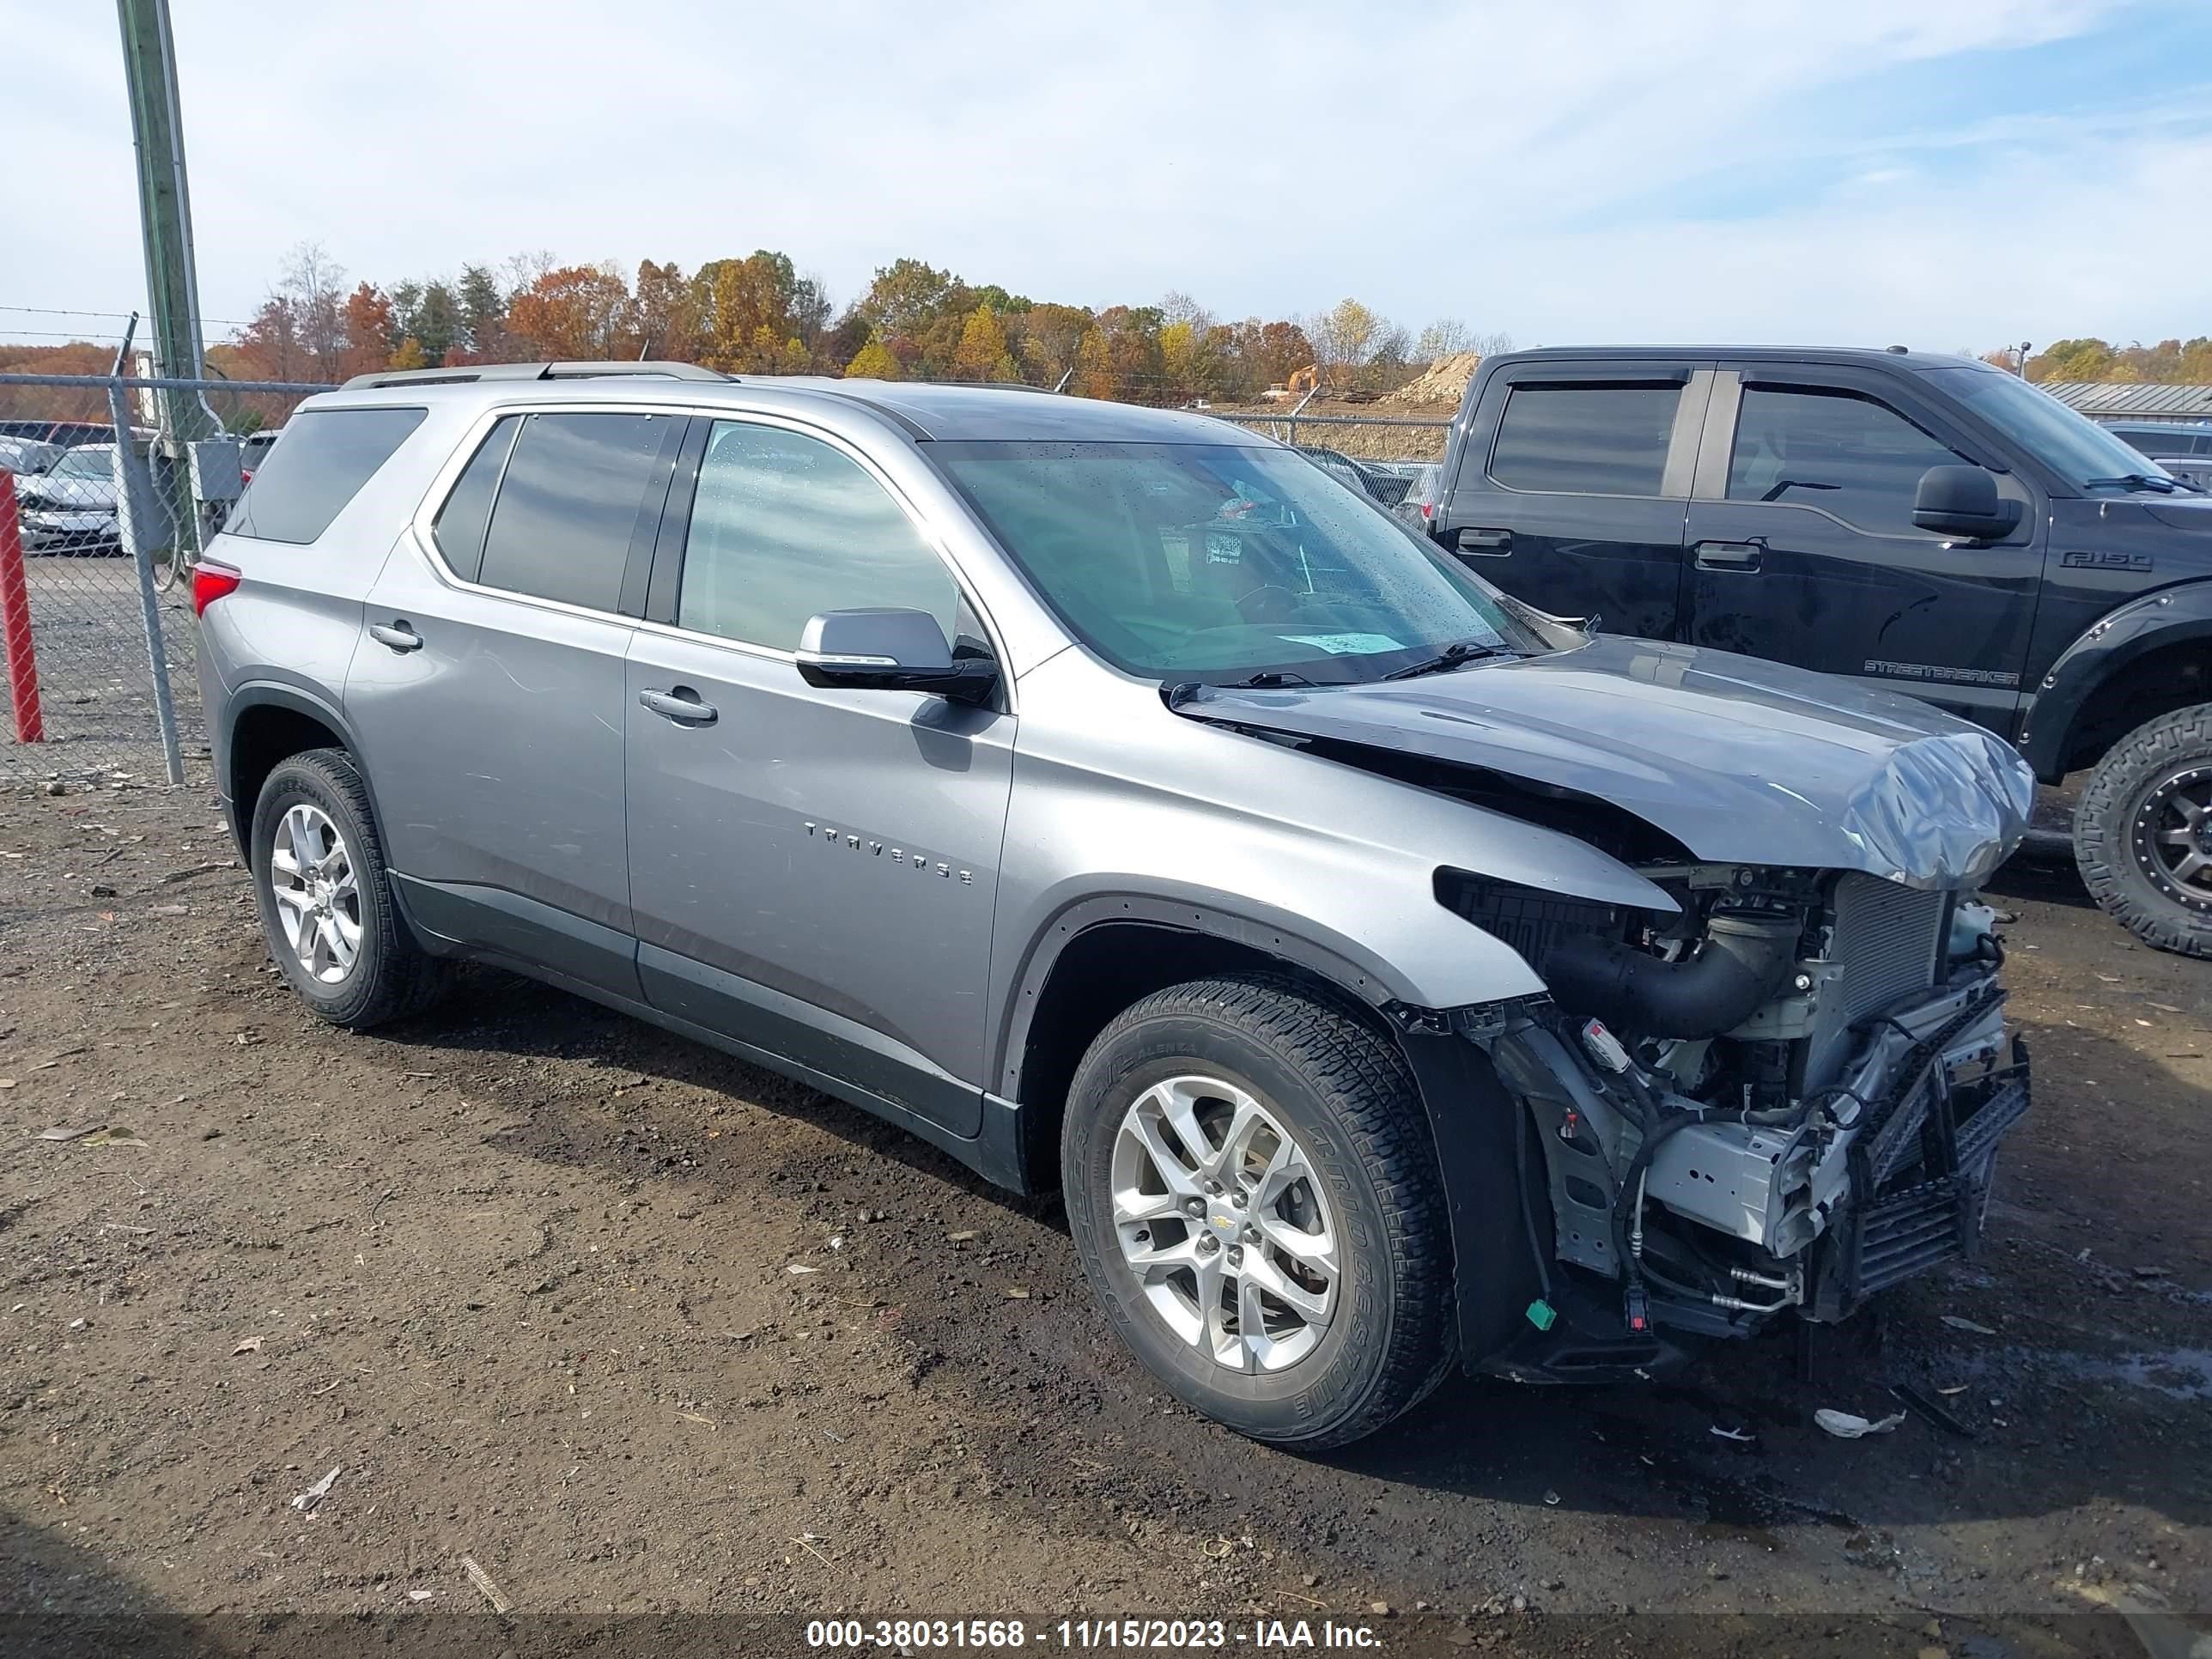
[1280,632,1406,655]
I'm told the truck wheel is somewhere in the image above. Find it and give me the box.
[2076,704,2212,957]
[1060,974,1455,1447]
[250,749,450,1028]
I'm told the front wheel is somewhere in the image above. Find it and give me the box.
[1060,975,1455,1448]
[2075,702,2212,957]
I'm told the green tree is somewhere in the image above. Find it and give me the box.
[854,258,961,338]
[2025,338,2117,382]
[456,264,509,362]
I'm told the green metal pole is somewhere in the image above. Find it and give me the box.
[115,0,205,556]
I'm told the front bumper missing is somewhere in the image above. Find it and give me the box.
[1808,1037,2030,1318]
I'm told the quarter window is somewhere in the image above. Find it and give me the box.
[1489,383,1680,496]
[477,411,672,611]
[431,416,520,584]
[1728,386,1968,536]
[677,421,957,653]
[226,406,426,544]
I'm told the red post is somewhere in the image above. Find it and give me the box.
[0,471,45,743]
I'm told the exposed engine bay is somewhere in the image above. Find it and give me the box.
[1443,861,2028,1350]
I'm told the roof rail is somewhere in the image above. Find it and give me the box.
[904,378,1062,396]
[340,361,734,391]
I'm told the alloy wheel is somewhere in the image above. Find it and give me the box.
[2132,764,2212,913]
[1109,1074,1340,1373]
[268,803,362,983]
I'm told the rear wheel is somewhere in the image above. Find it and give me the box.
[1060,975,1454,1447]
[250,749,449,1028]
[2076,704,2212,957]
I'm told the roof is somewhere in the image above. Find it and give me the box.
[2044,382,2212,420]
[322,363,1255,444]
[1489,344,1995,374]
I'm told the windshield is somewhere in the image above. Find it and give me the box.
[932,441,1536,684]
[1929,368,2179,491]
[49,447,114,481]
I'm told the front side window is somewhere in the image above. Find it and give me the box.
[1488,383,1680,496]
[933,440,1536,683]
[676,421,957,653]
[226,405,427,544]
[477,411,671,611]
[1728,386,1967,536]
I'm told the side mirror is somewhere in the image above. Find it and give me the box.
[1913,465,2021,542]
[796,607,998,704]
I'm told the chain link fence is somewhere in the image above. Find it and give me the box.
[0,370,330,791]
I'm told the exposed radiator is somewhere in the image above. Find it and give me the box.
[1802,874,1948,1090]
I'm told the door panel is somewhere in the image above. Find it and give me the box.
[1438,368,1702,639]
[624,633,1012,1132]
[348,535,641,965]
[1682,375,2042,732]
[622,416,1014,1134]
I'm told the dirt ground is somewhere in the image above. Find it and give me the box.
[1,781,2206,1657]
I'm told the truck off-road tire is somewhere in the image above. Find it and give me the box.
[2076,703,2212,957]
[249,749,450,1028]
[1060,974,1455,1447]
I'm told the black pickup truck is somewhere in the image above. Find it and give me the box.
[1425,345,2212,955]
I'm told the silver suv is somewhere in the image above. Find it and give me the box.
[197,362,2036,1446]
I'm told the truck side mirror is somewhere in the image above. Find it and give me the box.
[1913,465,2021,542]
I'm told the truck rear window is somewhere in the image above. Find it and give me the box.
[226,406,427,544]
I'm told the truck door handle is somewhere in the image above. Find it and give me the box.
[1457,528,1512,555]
[1693,539,1763,571]
[638,686,717,726]
[368,621,423,652]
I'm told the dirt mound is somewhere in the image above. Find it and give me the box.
[1380,350,1483,409]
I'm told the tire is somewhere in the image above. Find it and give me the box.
[1060,974,1455,1448]
[249,748,450,1028]
[2076,702,2212,957]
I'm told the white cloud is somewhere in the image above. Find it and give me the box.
[0,0,2198,350]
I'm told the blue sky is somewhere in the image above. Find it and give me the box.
[3,0,2209,356]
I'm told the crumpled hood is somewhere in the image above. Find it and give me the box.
[1173,635,2036,890]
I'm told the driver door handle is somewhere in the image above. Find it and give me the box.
[1457,528,1512,555]
[368,621,423,652]
[638,686,717,726]
[1693,539,1763,571]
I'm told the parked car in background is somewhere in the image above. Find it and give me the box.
[0,436,61,477]
[1393,462,1443,531]
[1291,443,1401,506]
[1426,345,2212,957]
[2104,420,2212,490]
[240,427,281,485]
[0,418,151,450]
[17,444,124,553]
[197,361,2030,1448]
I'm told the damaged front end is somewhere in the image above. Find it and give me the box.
[1443,863,2028,1378]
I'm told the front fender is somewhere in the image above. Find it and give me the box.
[2021,581,2212,781]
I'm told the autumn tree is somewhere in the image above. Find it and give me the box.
[339,283,395,380]
[1011,302,1093,386]
[854,258,962,338]
[692,252,829,373]
[1071,327,1116,399]
[953,304,1017,380]
[503,264,636,360]
[632,259,698,361]
[845,337,902,380]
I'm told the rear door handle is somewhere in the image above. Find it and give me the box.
[638,686,718,726]
[1457,528,1512,555]
[368,621,423,652]
[1693,539,1763,571]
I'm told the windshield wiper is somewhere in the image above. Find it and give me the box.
[1382,639,1512,681]
[2084,472,2198,495]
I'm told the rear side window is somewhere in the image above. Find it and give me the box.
[477,412,672,611]
[431,416,520,583]
[1489,384,1679,496]
[226,406,426,543]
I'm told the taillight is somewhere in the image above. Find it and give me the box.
[192,560,242,617]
